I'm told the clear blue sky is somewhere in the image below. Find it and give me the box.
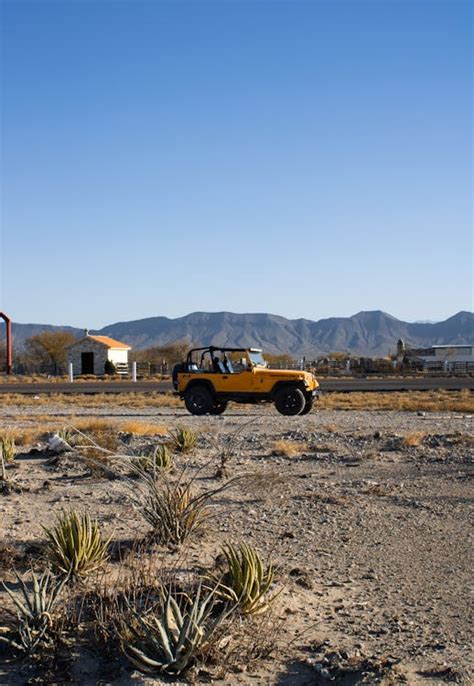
[1,0,472,328]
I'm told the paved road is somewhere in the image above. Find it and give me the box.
[0,377,472,395]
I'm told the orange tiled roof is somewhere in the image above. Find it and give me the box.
[87,335,131,350]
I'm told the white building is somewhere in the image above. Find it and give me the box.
[67,332,131,375]
[431,345,473,363]
[414,344,474,370]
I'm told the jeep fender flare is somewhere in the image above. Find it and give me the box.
[270,380,307,400]
[183,379,216,398]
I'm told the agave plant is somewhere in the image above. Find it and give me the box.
[0,434,15,463]
[120,584,232,674]
[208,543,278,615]
[0,569,66,653]
[44,511,110,578]
[168,426,197,454]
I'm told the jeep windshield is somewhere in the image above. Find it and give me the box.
[248,349,266,366]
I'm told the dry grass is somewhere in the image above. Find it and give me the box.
[0,389,471,414]
[73,418,118,433]
[318,389,473,413]
[0,374,171,384]
[63,419,120,461]
[0,391,182,408]
[118,420,168,436]
[6,427,44,446]
[402,431,426,447]
[272,439,307,457]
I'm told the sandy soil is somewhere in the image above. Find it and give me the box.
[0,401,472,685]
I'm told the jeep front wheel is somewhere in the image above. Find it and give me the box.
[274,386,306,416]
[184,385,214,415]
[299,396,314,415]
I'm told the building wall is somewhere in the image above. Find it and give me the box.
[434,347,473,360]
[67,339,109,375]
[107,349,129,365]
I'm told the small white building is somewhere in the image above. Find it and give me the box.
[406,344,474,371]
[67,332,131,375]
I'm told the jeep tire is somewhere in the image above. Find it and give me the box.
[274,386,306,416]
[184,385,214,415]
[210,401,228,415]
[300,396,314,415]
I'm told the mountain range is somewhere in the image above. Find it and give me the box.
[2,310,473,357]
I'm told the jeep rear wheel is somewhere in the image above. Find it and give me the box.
[210,401,228,415]
[184,385,214,415]
[274,386,306,416]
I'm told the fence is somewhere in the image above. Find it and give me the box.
[1,358,473,378]
[268,358,474,377]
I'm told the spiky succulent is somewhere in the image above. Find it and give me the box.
[121,584,232,674]
[168,426,197,453]
[0,569,66,653]
[0,434,15,463]
[137,475,209,545]
[43,510,110,578]
[208,543,278,615]
[55,427,81,446]
[139,444,173,473]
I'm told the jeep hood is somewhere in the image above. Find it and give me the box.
[254,368,319,386]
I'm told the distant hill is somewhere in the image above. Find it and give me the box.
[3,310,473,357]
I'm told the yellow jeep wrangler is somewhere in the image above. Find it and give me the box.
[172,346,319,416]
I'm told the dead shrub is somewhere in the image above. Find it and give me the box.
[272,439,307,458]
[204,607,282,679]
[323,424,338,433]
[212,420,254,478]
[402,431,426,447]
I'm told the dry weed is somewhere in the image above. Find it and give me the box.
[205,607,282,678]
[73,418,117,433]
[361,483,392,497]
[272,439,307,457]
[323,424,338,433]
[402,431,426,447]
[9,428,43,446]
[119,420,168,436]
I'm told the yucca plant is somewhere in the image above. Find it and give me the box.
[0,434,15,463]
[120,584,233,675]
[168,426,197,454]
[130,469,246,546]
[43,511,111,578]
[0,569,66,653]
[138,444,173,473]
[136,475,209,545]
[208,543,278,615]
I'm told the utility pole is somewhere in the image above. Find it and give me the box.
[0,312,12,374]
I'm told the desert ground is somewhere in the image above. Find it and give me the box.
[0,391,472,685]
